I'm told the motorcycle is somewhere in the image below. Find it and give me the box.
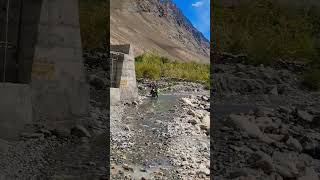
[150,88,159,98]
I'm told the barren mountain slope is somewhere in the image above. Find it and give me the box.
[110,0,210,63]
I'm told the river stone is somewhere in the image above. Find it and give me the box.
[188,118,198,125]
[199,124,209,132]
[198,164,210,175]
[0,139,12,155]
[297,167,318,180]
[187,109,197,117]
[297,110,314,122]
[51,128,70,138]
[124,125,131,131]
[254,107,274,117]
[267,134,285,142]
[182,98,195,107]
[278,106,292,114]
[122,164,134,172]
[269,86,278,95]
[225,114,273,144]
[71,125,91,138]
[20,133,44,139]
[286,136,302,152]
[181,160,189,167]
[228,168,257,178]
[251,151,274,173]
[201,95,209,101]
[200,115,210,130]
[195,110,207,119]
[38,129,52,137]
[272,151,299,178]
[254,117,277,130]
[89,74,105,90]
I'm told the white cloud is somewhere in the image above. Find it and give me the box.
[192,1,204,7]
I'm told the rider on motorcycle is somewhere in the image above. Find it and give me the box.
[150,82,159,98]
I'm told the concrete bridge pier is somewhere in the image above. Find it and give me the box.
[110,44,138,105]
[31,0,89,126]
[0,0,89,141]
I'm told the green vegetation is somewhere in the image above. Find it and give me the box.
[213,0,320,64]
[213,0,320,90]
[79,0,107,50]
[135,52,210,89]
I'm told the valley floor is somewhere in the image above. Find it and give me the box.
[111,80,210,180]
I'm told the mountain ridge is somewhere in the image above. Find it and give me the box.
[110,0,210,63]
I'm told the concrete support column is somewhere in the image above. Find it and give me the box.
[0,0,41,141]
[31,0,89,124]
[110,44,138,103]
[119,53,138,102]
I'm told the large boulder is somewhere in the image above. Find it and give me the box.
[272,152,299,178]
[89,75,105,90]
[251,151,274,174]
[297,110,314,122]
[200,115,210,130]
[71,125,91,138]
[286,136,303,152]
[254,116,279,132]
[297,167,318,180]
[181,98,195,107]
[225,114,274,143]
[212,74,266,94]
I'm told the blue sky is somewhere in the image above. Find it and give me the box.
[172,0,210,40]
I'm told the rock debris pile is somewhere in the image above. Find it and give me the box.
[212,53,320,180]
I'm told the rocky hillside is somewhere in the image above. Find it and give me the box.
[110,0,210,63]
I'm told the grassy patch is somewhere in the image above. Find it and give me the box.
[135,52,210,88]
[213,0,320,91]
[79,0,107,50]
[213,0,320,65]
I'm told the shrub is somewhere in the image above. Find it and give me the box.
[135,52,210,86]
[79,0,107,50]
[136,63,161,80]
[302,69,320,90]
[213,0,319,65]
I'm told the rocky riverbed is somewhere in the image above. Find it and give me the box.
[111,80,210,180]
[211,54,320,180]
